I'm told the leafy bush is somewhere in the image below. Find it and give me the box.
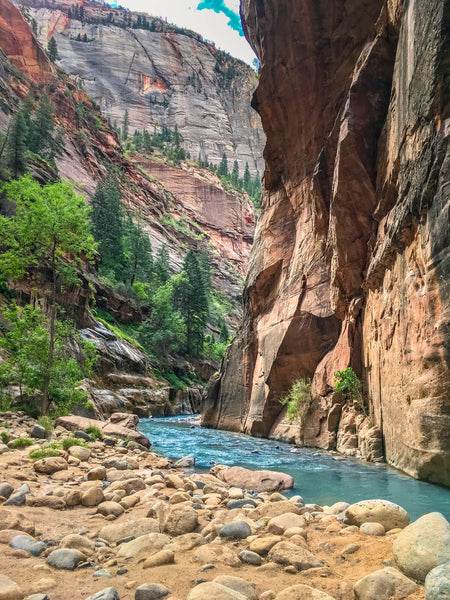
[85,426,102,440]
[334,367,362,400]
[0,431,10,444]
[163,371,186,390]
[280,378,312,425]
[11,437,34,448]
[61,437,88,451]
[29,447,60,459]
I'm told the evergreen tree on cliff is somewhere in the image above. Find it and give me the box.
[46,37,60,63]
[90,177,124,280]
[173,249,208,356]
[5,110,28,178]
[218,152,228,177]
[122,109,129,141]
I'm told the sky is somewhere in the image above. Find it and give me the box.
[119,0,257,66]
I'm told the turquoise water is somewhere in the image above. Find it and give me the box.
[139,415,450,521]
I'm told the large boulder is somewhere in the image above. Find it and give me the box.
[211,465,293,492]
[33,457,68,475]
[99,518,160,544]
[344,500,409,530]
[425,563,450,600]
[187,582,248,600]
[116,533,170,558]
[213,576,258,600]
[353,567,417,600]
[392,512,450,582]
[164,506,198,536]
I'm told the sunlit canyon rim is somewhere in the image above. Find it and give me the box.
[202,0,450,487]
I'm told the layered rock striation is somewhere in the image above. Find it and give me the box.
[30,0,265,176]
[203,0,450,485]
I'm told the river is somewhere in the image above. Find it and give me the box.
[139,415,450,521]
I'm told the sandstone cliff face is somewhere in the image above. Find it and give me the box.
[203,0,450,485]
[30,0,265,176]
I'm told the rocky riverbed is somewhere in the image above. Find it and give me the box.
[0,412,449,600]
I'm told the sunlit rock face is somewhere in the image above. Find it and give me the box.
[202,0,450,486]
[31,1,265,177]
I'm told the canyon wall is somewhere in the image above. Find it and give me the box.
[202,0,450,485]
[29,0,265,176]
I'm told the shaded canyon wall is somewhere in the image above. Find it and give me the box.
[202,0,450,485]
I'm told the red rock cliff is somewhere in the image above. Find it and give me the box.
[202,0,450,485]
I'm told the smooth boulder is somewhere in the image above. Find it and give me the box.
[425,563,450,600]
[344,500,409,530]
[275,585,336,599]
[392,512,450,582]
[353,567,417,600]
[211,465,294,492]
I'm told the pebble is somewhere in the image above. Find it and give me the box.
[219,521,252,539]
[0,482,14,499]
[238,550,262,566]
[10,535,47,556]
[4,492,26,506]
[93,570,112,578]
[74,430,91,441]
[85,588,120,600]
[46,548,79,570]
[134,583,170,600]
[226,499,257,510]
[342,544,360,555]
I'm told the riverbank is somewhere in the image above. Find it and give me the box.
[0,412,448,600]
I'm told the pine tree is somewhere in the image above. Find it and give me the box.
[29,96,57,161]
[30,18,38,35]
[154,244,170,286]
[90,177,124,279]
[123,215,153,287]
[219,321,230,343]
[46,36,60,62]
[173,250,209,356]
[218,152,228,177]
[231,160,239,187]
[82,33,88,42]
[122,109,129,141]
[5,110,28,178]
[243,162,251,193]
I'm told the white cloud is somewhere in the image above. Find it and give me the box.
[117,0,256,65]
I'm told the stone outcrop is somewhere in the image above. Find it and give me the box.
[202,0,450,485]
[30,0,265,177]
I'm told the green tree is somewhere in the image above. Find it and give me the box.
[123,215,153,287]
[218,152,228,177]
[90,176,124,280]
[122,109,129,141]
[0,176,96,413]
[138,278,185,357]
[46,36,60,62]
[154,244,170,286]
[29,96,61,162]
[219,321,229,343]
[243,162,251,193]
[173,249,208,356]
[30,18,38,35]
[231,160,239,186]
[4,110,28,178]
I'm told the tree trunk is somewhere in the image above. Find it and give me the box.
[42,242,57,414]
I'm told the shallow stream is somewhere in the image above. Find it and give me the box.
[139,415,450,521]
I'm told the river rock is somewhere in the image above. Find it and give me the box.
[99,518,160,544]
[0,574,24,600]
[344,500,409,530]
[10,535,46,556]
[33,457,68,475]
[249,536,282,555]
[267,513,306,535]
[392,512,450,581]
[174,455,195,468]
[353,567,417,600]
[275,585,336,600]
[239,550,262,566]
[60,534,95,553]
[68,446,91,462]
[249,501,301,520]
[134,583,169,600]
[359,522,385,536]
[219,521,252,540]
[425,563,450,599]
[164,506,198,536]
[142,550,174,568]
[74,430,91,441]
[187,582,247,600]
[165,533,206,553]
[194,544,241,567]
[117,533,170,558]
[213,576,258,600]
[227,499,257,510]
[87,467,107,481]
[267,542,321,571]
[97,501,124,518]
[82,488,104,507]
[211,466,294,492]
[103,458,129,471]
[46,548,79,570]
[0,483,13,499]
[0,444,9,454]
[30,425,46,439]
[85,588,120,600]
[4,493,26,507]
